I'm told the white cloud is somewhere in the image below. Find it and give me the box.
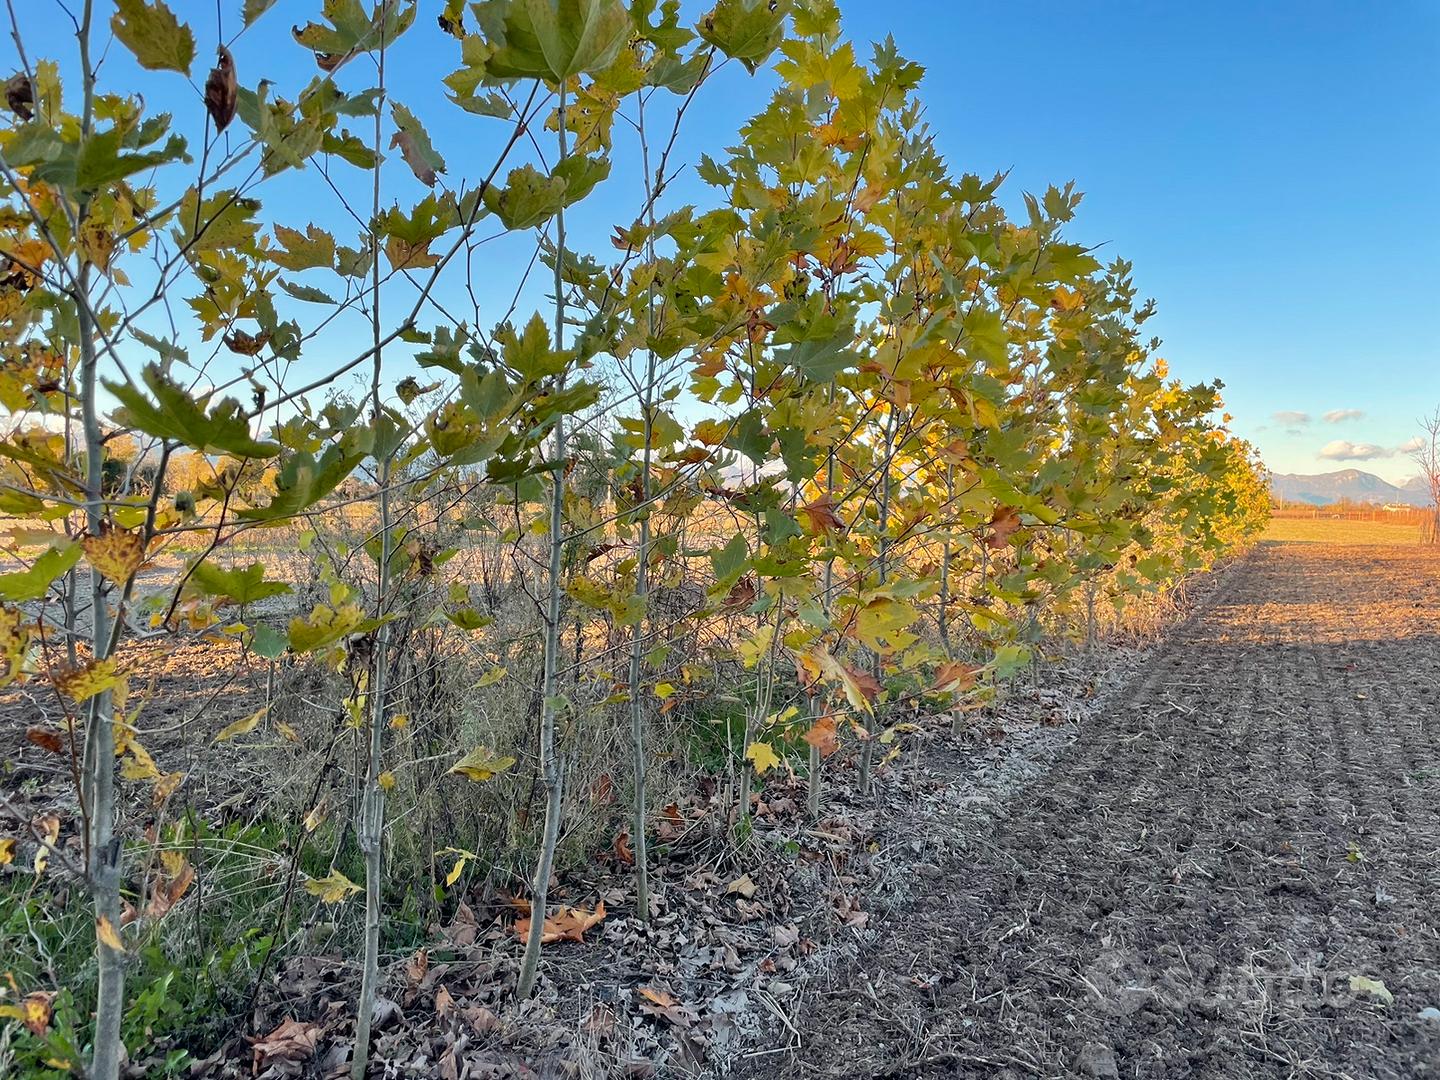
[1318,440,1394,461]
[1323,408,1364,423]
[1397,436,1425,453]
[1273,410,1311,426]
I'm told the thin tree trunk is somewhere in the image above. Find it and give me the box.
[859,402,899,795]
[517,84,570,1000]
[79,260,125,1080]
[938,464,954,656]
[72,3,123,1073]
[351,33,391,1077]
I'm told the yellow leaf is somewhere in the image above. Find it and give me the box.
[32,814,58,875]
[0,837,14,864]
[120,742,161,781]
[445,856,468,887]
[388,713,409,730]
[448,746,516,783]
[304,869,362,905]
[0,991,52,1036]
[475,666,506,688]
[0,604,31,686]
[153,771,184,803]
[737,626,774,669]
[96,915,125,953]
[213,706,267,743]
[653,682,676,699]
[377,771,396,791]
[746,741,780,775]
[53,657,120,702]
[82,526,147,585]
[275,720,301,744]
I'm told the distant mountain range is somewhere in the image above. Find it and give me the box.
[1270,469,1432,507]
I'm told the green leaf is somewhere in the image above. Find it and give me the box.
[279,280,337,304]
[130,329,188,364]
[483,163,567,230]
[243,0,279,26]
[322,129,379,169]
[711,532,748,584]
[0,545,82,603]
[698,0,788,73]
[553,153,611,206]
[111,0,195,74]
[105,365,280,459]
[293,0,416,61]
[269,224,336,272]
[173,188,262,255]
[75,126,189,193]
[778,333,859,383]
[236,444,364,521]
[390,102,445,185]
[251,623,289,659]
[476,0,631,82]
[188,561,292,605]
[288,600,368,654]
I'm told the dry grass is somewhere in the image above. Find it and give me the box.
[1262,517,1425,546]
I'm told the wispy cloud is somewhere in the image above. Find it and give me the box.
[1318,440,1395,461]
[1323,408,1364,423]
[1273,410,1311,426]
[1397,436,1425,453]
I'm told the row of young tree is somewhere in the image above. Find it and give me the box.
[0,1,1268,1076]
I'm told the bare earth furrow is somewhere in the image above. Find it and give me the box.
[735,542,1440,1080]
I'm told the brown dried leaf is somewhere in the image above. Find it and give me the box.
[25,726,64,754]
[434,983,455,1018]
[4,73,33,120]
[249,1017,322,1068]
[204,45,237,132]
[725,873,757,900]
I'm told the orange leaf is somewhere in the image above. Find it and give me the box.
[799,496,845,535]
[638,986,677,1008]
[512,901,607,945]
[986,505,1022,549]
[25,726,64,754]
[931,660,979,694]
[613,831,634,866]
[802,715,839,758]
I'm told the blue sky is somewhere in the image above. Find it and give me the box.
[831,2,1440,483]
[8,2,1438,481]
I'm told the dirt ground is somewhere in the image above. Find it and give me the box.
[731,541,1440,1079]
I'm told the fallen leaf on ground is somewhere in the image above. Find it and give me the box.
[1350,974,1393,1006]
[637,985,696,1027]
[249,1017,322,1068]
[434,984,455,1017]
[512,901,606,944]
[726,873,757,899]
